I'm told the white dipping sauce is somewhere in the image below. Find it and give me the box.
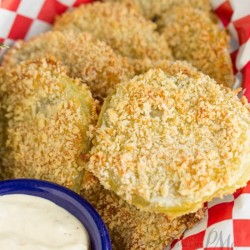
[0,194,90,250]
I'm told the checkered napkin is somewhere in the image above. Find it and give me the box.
[0,1,250,249]
[212,0,250,101]
[0,0,92,57]
[168,182,250,250]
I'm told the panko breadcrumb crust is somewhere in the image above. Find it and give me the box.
[2,31,135,98]
[105,0,212,21]
[0,58,97,192]
[161,6,234,88]
[86,64,250,217]
[0,101,6,181]
[54,2,172,61]
[131,59,200,77]
[81,171,205,250]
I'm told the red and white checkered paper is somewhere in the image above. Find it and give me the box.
[168,183,250,250]
[0,0,92,57]
[0,0,250,249]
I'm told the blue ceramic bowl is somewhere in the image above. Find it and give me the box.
[0,179,111,250]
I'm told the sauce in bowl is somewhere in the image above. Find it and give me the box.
[0,194,90,250]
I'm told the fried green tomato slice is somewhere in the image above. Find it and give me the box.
[86,66,250,217]
[0,58,97,192]
[53,2,172,61]
[161,6,234,88]
[81,171,205,250]
[2,31,134,98]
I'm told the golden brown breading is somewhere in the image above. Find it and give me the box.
[2,31,134,98]
[131,58,200,77]
[0,58,97,192]
[86,66,250,217]
[161,6,234,88]
[105,0,212,20]
[54,2,172,60]
[81,171,205,250]
[0,100,6,180]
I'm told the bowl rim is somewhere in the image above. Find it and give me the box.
[0,178,112,250]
